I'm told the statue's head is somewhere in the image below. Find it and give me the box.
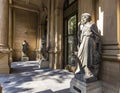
[81,13,91,25]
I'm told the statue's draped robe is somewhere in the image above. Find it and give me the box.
[77,22,101,77]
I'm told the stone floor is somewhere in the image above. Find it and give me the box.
[0,61,74,93]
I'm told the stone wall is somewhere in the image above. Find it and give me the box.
[13,9,38,61]
[0,53,9,74]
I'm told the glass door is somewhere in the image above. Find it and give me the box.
[63,15,77,67]
[67,15,77,65]
[63,0,78,69]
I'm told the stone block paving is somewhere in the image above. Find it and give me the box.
[0,61,74,93]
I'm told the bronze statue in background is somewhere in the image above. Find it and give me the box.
[22,40,29,56]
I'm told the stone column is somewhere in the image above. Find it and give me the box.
[9,2,13,63]
[54,8,59,69]
[97,0,120,93]
[0,0,10,74]
[49,0,55,68]
[39,24,45,59]
[46,0,50,51]
[54,8,63,69]
[35,14,40,61]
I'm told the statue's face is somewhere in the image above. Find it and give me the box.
[81,15,89,25]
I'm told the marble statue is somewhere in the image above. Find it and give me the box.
[75,13,101,83]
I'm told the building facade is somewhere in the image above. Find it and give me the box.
[0,0,120,93]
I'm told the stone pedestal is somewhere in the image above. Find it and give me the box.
[21,56,29,61]
[38,60,49,68]
[70,78,102,93]
[21,52,29,61]
[0,53,10,74]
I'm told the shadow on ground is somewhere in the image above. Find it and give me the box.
[0,61,74,93]
[37,88,70,93]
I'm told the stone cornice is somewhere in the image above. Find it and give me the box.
[0,48,10,53]
[9,3,39,13]
[102,54,120,62]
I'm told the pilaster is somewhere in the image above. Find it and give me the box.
[54,8,63,69]
[39,24,45,59]
[9,2,13,63]
[0,0,10,74]
[97,0,120,93]
[35,14,41,61]
[49,0,55,68]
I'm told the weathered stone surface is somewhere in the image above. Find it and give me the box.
[0,53,10,74]
[0,0,10,74]
[0,0,9,47]
[21,56,29,61]
[70,78,102,93]
[101,61,120,93]
[13,8,38,61]
[102,82,119,93]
